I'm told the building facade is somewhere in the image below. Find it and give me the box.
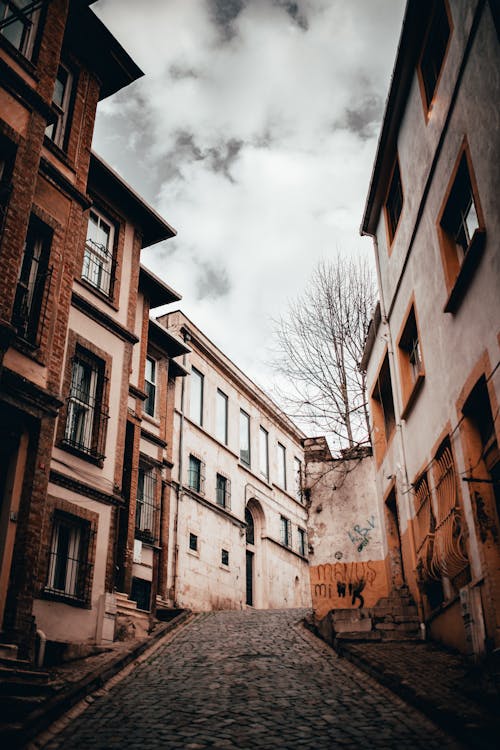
[159,311,311,612]
[0,1,183,658]
[361,0,499,657]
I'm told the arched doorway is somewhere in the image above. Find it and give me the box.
[245,507,255,606]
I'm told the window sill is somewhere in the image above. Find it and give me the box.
[0,35,38,79]
[400,373,425,420]
[219,564,230,572]
[43,135,75,172]
[76,277,119,312]
[59,439,105,467]
[443,229,486,313]
[187,548,199,558]
[11,333,45,364]
[40,590,90,609]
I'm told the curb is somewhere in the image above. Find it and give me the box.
[2,610,192,749]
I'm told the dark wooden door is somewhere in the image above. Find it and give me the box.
[246,550,253,606]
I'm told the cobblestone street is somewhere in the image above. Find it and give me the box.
[41,609,462,750]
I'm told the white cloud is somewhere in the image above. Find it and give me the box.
[92,0,405,393]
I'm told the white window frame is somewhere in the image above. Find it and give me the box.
[259,426,269,481]
[65,356,99,452]
[277,443,287,490]
[216,388,228,444]
[82,208,114,296]
[189,367,204,426]
[0,1,40,59]
[144,356,157,417]
[45,63,73,149]
[239,410,251,467]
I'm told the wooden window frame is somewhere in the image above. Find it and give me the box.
[417,0,453,120]
[384,155,404,252]
[370,350,396,467]
[397,298,425,418]
[437,138,486,313]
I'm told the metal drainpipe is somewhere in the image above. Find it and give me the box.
[362,230,425,631]
[172,332,190,606]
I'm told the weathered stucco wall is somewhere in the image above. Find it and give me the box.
[306,439,390,619]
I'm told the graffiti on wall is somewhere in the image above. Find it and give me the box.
[313,561,377,608]
[347,515,376,552]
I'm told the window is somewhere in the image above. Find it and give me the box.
[130,577,151,612]
[431,438,470,590]
[135,466,158,542]
[189,367,203,426]
[385,157,403,245]
[0,138,15,234]
[245,508,255,545]
[144,357,157,417]
[0,1,39,59]
[216,473,230,509]
[45,64,73,149]
[413,473,435,578]
[221,548,229,566]
[280,516,291,548]
[438,145,485,311]
[259,427,269,480]
[45,512,92,604]
[240,410,251,466]
[370,352,396,465]
[277,443,287,490]
[189,532,198,552]
[397,303,424,415]
[188,454,204,494]
[294,457,302,502]
[418,0,451,112]
[82,209,115,296]
[298,527,306,557]
[216,389,228,444]
[12,217,52,345]
[64,349,108,460]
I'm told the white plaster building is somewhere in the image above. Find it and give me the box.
[158,311,311,612]
[361,0,500,657]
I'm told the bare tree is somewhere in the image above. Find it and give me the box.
[272,255,376,451]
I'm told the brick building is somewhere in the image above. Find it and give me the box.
[361,0,499,657]
[0,1,182,658]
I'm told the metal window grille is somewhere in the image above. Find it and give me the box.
[431,443,469,582]
[135,467,159,543]
[188,456,204,494]
[82,238,113,295]
[144,358,156,417]
[64,352,109,460]
[12,227,52,346]
[45,512,94,604]
[216,474,231,509]
[413,474,436,582]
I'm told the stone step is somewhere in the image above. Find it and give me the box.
[0,643,18,660]
[335,631,383,642]
[0,679,55,697]
[0,665,50,683]
[0,694,46,721]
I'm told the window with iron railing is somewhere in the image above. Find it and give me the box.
[64,349,108,460]
[135,466,159,543]
[216,473,230,509]
[82,209,115,296]
[12,218,52,346]
[413,473,435,583]
[45,512,94,605]
[0,0,40,60]
[144,356,157,417]
[431,439,470,590]
[188,454,204,494]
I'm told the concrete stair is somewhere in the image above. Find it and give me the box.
[317,586,422,647]
[115,591,150,639]
[0,653,56,743]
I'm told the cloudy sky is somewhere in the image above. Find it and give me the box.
[92,0,405,392]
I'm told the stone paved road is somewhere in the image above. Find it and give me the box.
[42,609,463,750]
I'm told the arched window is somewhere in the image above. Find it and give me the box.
[245,508,254,545]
